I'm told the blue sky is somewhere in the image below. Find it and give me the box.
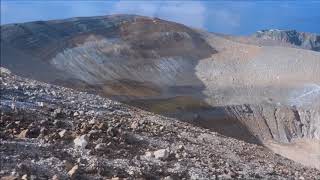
[1,1,320,35]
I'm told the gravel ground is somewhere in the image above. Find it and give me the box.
[1,68,320,179]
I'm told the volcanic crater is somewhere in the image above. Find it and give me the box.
[1,14,320,169]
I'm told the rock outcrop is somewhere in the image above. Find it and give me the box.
[254,29,320,51]
[225,104,320,143]
[221,29,320,52]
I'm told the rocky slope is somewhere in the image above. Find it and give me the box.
[1,68,320,179]
[1,15,320,169]
[220,29,320,52]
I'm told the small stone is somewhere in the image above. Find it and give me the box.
[154,149,170,160]
[94,138,104,144]
[51,91,57,96]
[28,127,40,138]
[182,152,188,158]
[67,165,79,179]
[88,130,100,139]
[17,163,28,172]
[79,122,90,133]
[21,174,28,180]
[145,151,154,158]
[107,127,117,137]
[16,127,40,139]
[131,122,139,129]
[37,102,44,107]
[88,118,97,125]
[40,119,49,126]
[52,175,60,180]
[97,122,108,130]
[58,130,67,138]
[10,102,16,110]
[63,160,74,171]
[5,122,15,129]
[163,176,174,180]
[178,145,184,151]
[127,169,135,175]
[52,108,63,118]
[74,135,88,149]
[17,129,28,139]
[77,158,87,165]
[10,170,18,176]
[95,143,107,151]
[73,112,79,117]
[299,176,305,180]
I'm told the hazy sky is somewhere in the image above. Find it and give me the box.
[1,1,320,35]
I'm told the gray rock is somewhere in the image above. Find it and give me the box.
[145,151,154,158]
[73,112,79,117]
[52,175,60,180]
[74,135,89,149]
[58,129,71,139]
[67,165,79,178]
[154,149,170,160]
[88,118,97,125]
[52,108,63,118]
[95,143,107,151]
[162,176,174,180]
[107,127,118,137]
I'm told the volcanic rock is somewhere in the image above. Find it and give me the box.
[154,149,170,160]
[67,165,79,179]
[74,135,89,149]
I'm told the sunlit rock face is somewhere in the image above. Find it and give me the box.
[219,29,320,52]
[1,15,320,167]
[254,29,320,51]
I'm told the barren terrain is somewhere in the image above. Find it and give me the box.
[1,14,320,178]
[1,68,320,179]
